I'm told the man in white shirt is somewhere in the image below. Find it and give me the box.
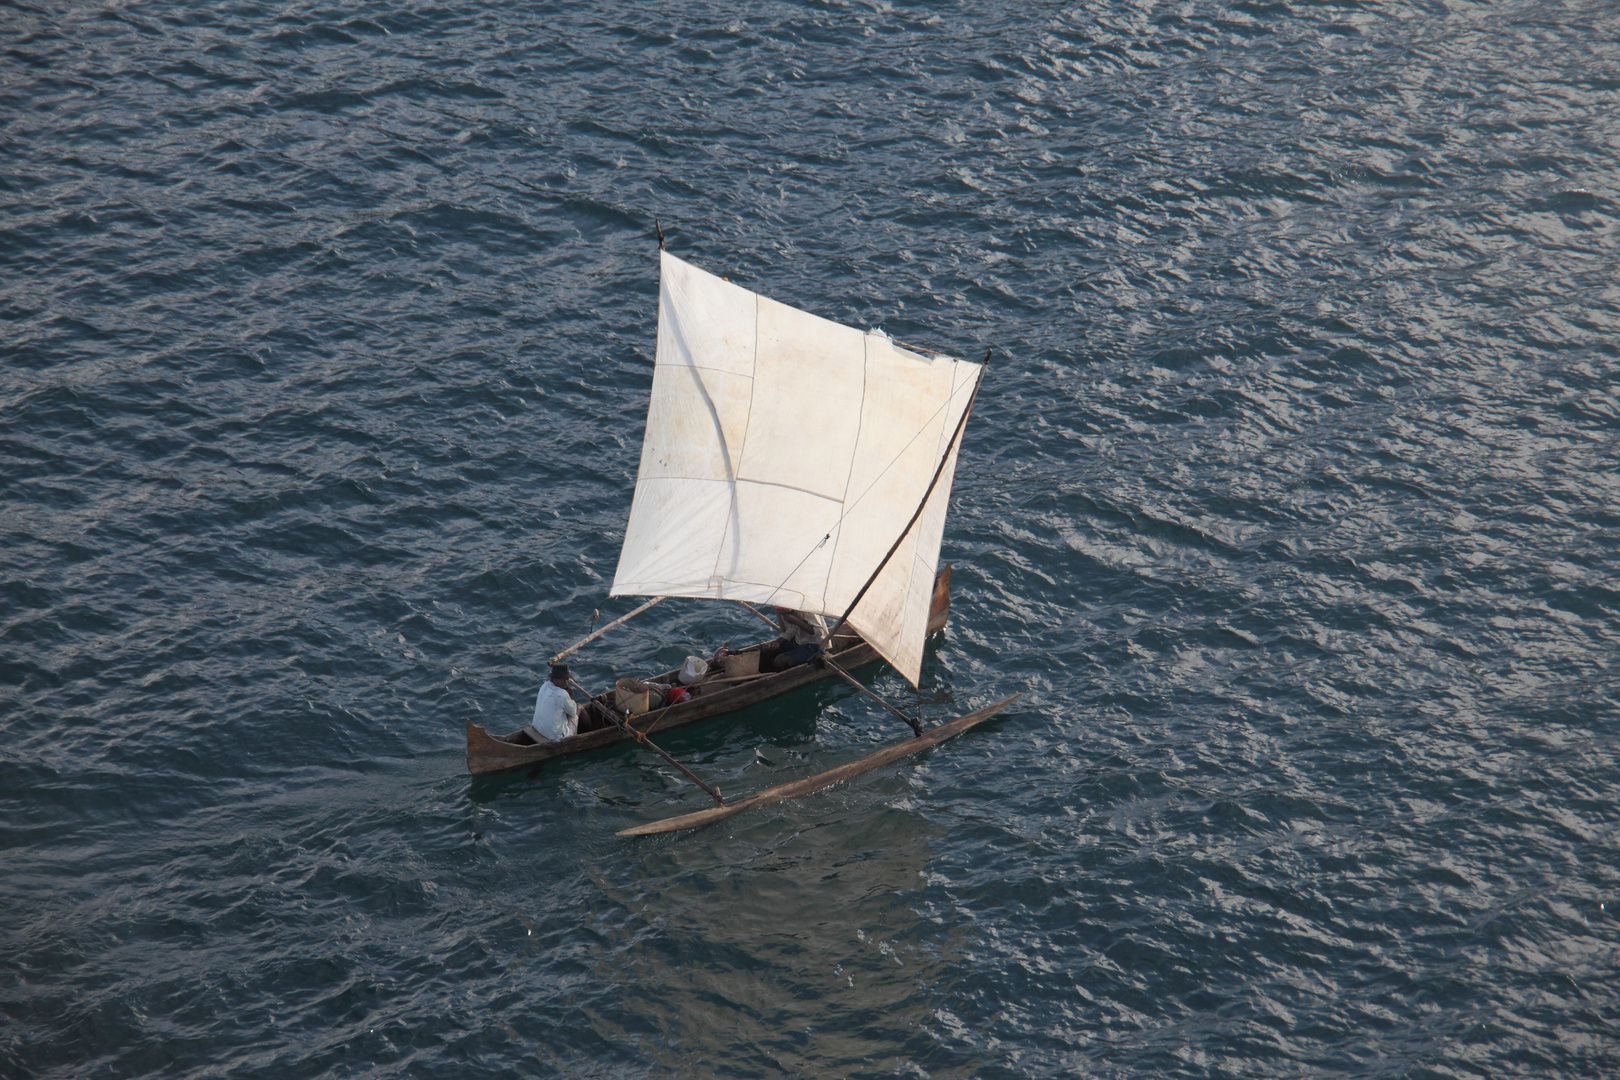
[522,663,580,743]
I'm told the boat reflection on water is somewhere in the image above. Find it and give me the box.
[586,798,977,1076]
[458,640,993,1073]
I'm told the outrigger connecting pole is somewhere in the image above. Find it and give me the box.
[569,679,724,808]
[818,655,924,738]
[550,596,665,664]
[549,594,723,808]
[734,599,924,738]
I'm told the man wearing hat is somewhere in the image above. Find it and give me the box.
[518,662,584,744]
[757,606,828,672]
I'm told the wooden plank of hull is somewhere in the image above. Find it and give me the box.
[615,692,1020,837]
[465,565,953,777]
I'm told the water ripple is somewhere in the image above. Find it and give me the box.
[4,0,1620,1077]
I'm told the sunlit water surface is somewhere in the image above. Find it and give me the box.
[3,1,1618,1077]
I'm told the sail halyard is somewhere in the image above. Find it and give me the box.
[609,250,981,685]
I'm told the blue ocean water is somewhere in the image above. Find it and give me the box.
[3,0,1618,1076]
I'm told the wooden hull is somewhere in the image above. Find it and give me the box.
[465,565,953,776]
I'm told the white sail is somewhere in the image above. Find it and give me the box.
[609,251,981,686]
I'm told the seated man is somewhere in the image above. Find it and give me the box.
[511,662,607,745]
[758,607,828,672]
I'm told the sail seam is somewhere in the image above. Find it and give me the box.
[712,288,763,593]
[822,333,870,611]
[656,360,754,378]
[634,475,842,503]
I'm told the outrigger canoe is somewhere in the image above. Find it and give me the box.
[466,567,953,776]
[468,237,1018,834]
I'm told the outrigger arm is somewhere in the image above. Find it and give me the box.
[817,655,924,737]
[569,678,724,808]
[733,600,923,736]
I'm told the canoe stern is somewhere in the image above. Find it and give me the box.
[927,562,951,634]
[466,720,547,775]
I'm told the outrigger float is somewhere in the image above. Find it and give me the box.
[468,229,1018,835]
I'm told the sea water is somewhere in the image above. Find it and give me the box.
[3,2,1617,1076]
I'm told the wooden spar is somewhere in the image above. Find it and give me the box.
[571,679,724,807]
[827,360,987,645]
[734,600,781,631]
[820,655,923,737]
[743,596,922,736]
[550,596,665,664]
[689,671,768,687]
[615,693,1020,837]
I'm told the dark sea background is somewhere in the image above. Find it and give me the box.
[4,0,1619,1076]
